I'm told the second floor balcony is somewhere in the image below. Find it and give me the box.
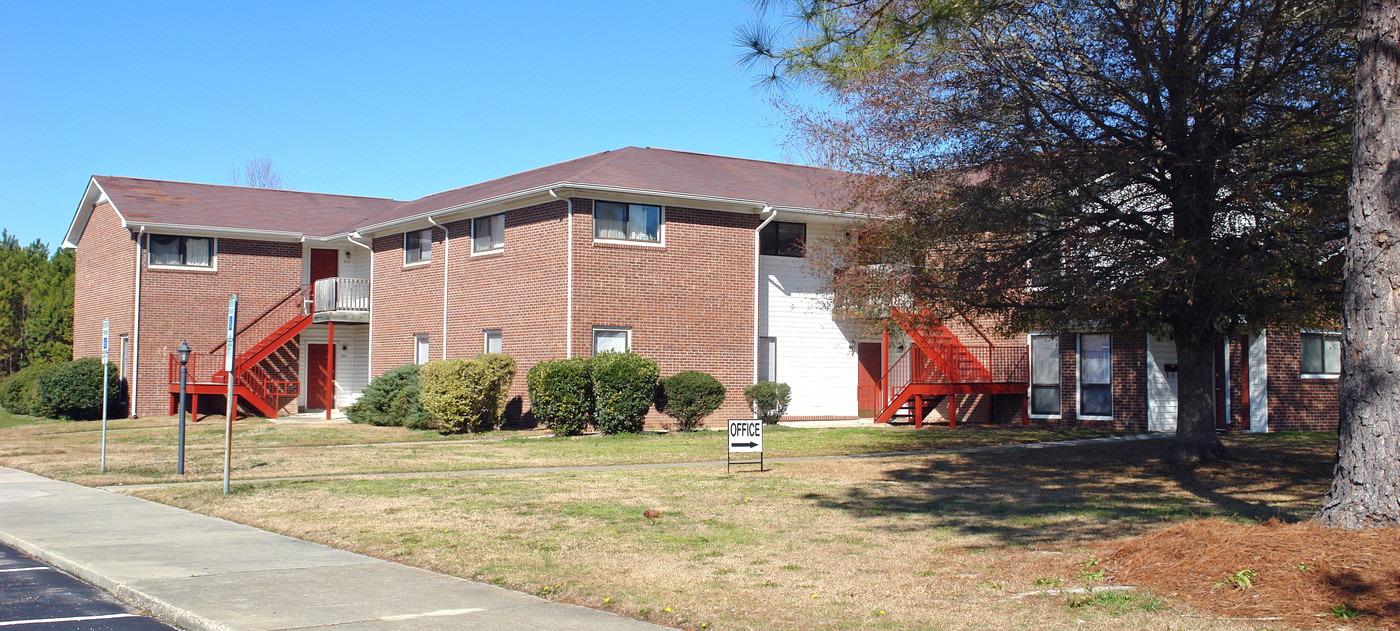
[311,277,370,323]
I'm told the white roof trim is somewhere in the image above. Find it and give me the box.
[62,178,123,249]
[124,222,305,242]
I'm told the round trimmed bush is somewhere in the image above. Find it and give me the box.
[419,354,517,433]
[590,352,659,435]
[36,358,123,420]
[0,361,61,416]
[526,357,592,436]
[743,381,791,424]
[658,371,726,431]
[346,363,430,429]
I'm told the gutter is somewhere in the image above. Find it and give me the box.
[549,189,574,358]
[348,233,374,376]
[754,205,776,384]
[131,227,146,417]
[426,217,450,360]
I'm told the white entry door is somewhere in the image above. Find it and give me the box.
[1147,336,1178,431]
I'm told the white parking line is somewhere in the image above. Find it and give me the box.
[0,567,48,573]
[0,613,138,627]
[380,608,485,621]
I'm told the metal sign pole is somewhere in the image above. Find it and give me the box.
[223,295,238,495]
[100,319,109,474]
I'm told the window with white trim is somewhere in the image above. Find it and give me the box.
[1301,332,1341,376]
[404,229,432,264]
[593,327,630,354]
[759,221,806,257]
[1030,334,1060,416]
[149,234,214,268]
[473,213,504,253]
[758,337,777,381]
[484,329,502,354]
[594,201,661,243]
[1079,333,1112,417]
[414,334,430,365]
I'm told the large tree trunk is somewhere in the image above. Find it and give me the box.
[1166,336,1231,464]
[1315,0,1400,529]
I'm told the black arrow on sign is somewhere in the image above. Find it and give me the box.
[730,442,758,449]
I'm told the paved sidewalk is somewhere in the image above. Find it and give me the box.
[0,467,668,631]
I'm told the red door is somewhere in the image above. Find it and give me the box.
[310,249,339,283]
[307,344,331,409]
[857,342,882,417]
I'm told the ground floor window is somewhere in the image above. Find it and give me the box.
[758,336,776,381]
[484,329,502,354]
[593,327,630,354]
[1079,333,1112,417]
[414,334,430,364]
[1030,334,1060,415]
[1300,332,1341,376]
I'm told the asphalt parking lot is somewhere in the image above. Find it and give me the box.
[0,541,176,630]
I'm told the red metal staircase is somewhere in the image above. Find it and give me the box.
[169,286,310,419]
[874,310,1031,427]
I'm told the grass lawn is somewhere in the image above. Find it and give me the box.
[0,414,1123,486]
[119,432,1338,631]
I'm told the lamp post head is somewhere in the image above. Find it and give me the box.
[177,341,191,366]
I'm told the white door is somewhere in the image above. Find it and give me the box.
[1147,336,1178,431]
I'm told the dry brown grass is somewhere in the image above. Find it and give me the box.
[125,433,1342,631]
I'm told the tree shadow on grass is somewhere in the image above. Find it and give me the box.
[799,436,1335,546]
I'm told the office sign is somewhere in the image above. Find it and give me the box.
[728,419,763,453]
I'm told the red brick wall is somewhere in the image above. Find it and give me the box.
[442,201,569,418]
[134,238,302,417]
[571,199,758,428]
[370,229,447,373]
[72,202,137,411]
[1267,329,1340,431]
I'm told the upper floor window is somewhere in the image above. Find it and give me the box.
[473,213,504,253]
[760,221,806,257]
[404,228,432,265]
[1301,332,1341,376]
[149,234,214,268]
[595,201,661,243]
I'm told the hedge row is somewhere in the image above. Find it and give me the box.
[527,352,663,435]
[348,354,515,433]
[0,357,124,420]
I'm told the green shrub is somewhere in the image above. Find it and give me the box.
[526,357,592,435]
[590,352,659,435]
[0,361,61,416]
[345,363,431,429]
[418,354,517,433]
[36,358,123,420]
[658,371,726,431]
[743,381,791,424]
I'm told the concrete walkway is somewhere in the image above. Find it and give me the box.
[0,467,668,631]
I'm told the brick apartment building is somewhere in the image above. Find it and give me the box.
[63,147,1340,432]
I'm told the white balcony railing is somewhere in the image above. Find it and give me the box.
[313,277,370,313]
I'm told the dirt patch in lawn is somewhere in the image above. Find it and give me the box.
[1105,519,1400,629]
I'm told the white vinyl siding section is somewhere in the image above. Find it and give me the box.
[1248,333,1268,433]
[298,324,369,409]
[1146,335,1178,431]
[758,223,856,417]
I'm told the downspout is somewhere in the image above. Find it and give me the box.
[348,233,373,387]
[131,227,146,417]
[753,205,776,383]
[427,218,450,360]
[549,189,574,358]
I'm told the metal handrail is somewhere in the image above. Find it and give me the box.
[209,284,309,354]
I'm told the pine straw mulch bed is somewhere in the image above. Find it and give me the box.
[1103,519,1400,629]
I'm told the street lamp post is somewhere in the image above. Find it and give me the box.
[177,340,191,475]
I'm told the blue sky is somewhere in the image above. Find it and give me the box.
[0,1,813,250]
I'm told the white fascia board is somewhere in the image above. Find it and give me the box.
[62,178,120,249]
[355,182,845,237]
[125,222,304,242]
[774,206,879,222]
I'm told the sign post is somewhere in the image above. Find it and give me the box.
[726,418,764,473]
[100,319,109,473]
[223,295,238,495]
